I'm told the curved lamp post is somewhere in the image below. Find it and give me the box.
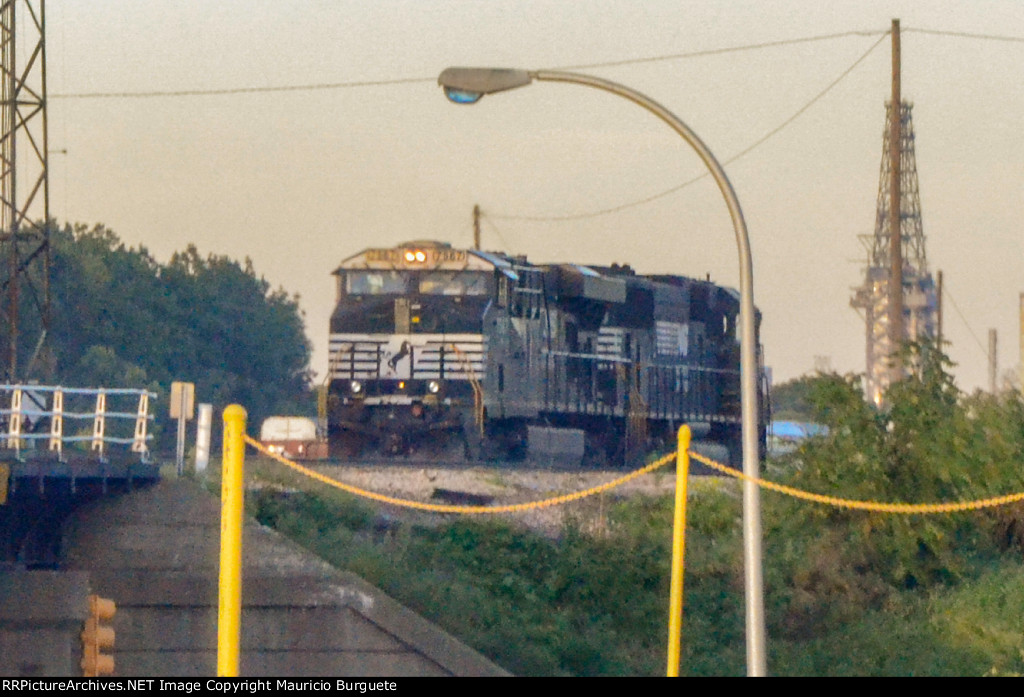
[438,67,766,676]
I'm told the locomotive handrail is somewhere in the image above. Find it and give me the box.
[543,348,633,364]
[449,343,485,435]
[324,343,353,381]
[541,348,742,375]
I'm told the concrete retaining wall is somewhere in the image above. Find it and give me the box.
[60,479,507,677]
[0,570,90,676]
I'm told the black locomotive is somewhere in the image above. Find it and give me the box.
[327,240,766,466]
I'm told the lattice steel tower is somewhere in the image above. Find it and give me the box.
[851,100,937,404]
[0,0,50,381]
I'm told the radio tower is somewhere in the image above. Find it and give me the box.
[0,0,51,382]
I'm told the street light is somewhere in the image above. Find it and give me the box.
[439,66,766,676]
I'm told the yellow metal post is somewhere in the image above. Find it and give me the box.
[666,425,691,676]
[218,404,247,677]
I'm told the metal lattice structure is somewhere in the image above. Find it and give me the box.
[851,101,937,404]
[0,0,50,382]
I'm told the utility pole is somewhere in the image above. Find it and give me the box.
[472,204,481,250]
[936,270,943,349]
[888,18,904,385]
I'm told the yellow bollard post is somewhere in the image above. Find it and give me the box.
[218,404,247,677]
[666,425,691,677]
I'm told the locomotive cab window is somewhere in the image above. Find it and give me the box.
[345,271,409,295]
[418,271,489,296]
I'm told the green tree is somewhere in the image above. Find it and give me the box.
[33,222,313,448]
[770,374,824,422]
[768,341,1024,638]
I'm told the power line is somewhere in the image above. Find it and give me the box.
[51,75,435,100]
[479,214,515,255]
[943,284,990,359]
[47,26,1024,101]
[46,29,895,101]
[904,27,1024,43]
[553,29,887,70]
[491,32,889,222]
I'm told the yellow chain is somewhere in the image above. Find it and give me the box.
[243,435,675,514]
[243,435,1024,516]
[689,450,1024,514]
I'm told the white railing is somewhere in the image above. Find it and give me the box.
[0,385,156,460]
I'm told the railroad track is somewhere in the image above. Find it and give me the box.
[247,452,703,536]
[260,454,672,475]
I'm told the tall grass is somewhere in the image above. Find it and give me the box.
[244,454,1024,676]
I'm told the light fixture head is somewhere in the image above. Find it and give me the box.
[438,67,533,104]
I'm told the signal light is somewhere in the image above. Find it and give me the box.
[81,594,116,676]
[403,249,427,264]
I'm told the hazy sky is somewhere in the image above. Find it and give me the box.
[43,1,1024,393]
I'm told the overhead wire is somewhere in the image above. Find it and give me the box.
[48,27,1024,101]
[491,32,890,222]
[479,214,515,254]
[51,29,892,101]
[942,284,991,359]
[550,29,888,70]
[903,27,1024,43]
[46,23,1024,233]
[50,75,436,100]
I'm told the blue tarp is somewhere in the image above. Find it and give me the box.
[772,421,828,441]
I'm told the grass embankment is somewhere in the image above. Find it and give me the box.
[240,455,1024,677]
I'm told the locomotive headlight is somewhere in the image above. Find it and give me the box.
[349,380,363,394]
[404,249,428,264]
[427,380,441,394]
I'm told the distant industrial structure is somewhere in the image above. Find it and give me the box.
[850,100,937,404]
[850,21,938,404]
